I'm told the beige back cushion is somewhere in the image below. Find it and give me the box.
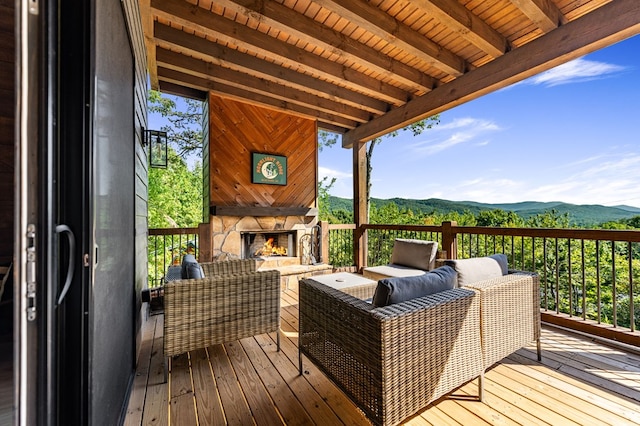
[444,254,508,287]
[390,239,438,271]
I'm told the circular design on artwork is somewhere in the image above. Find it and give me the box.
[261,161,279,179]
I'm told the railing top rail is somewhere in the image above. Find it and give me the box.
[362,224,442,233]
[327,224,357,230]
[452,225,640,242]
[149,227,199,236]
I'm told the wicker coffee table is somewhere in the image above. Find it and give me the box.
[307,272,377,300]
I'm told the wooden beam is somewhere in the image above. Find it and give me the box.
[312,0,465,76]
[158,68,357,130]
[217,0,435,93]
[210,206,318,217]
[150,0,410,106]
[410,0,507,57]
[509,0,567,33]
[157,81,206,100]
[153,23,386,116]
[352,142,368,272]
[343,0,640,146]
[140,0,158,89]
[156,47,372,123]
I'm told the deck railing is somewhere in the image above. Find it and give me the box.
[148,228,199,288]
[326,222,640,341]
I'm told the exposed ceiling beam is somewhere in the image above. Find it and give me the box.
[509,0,567,33]
[216,0,436,93]
[158,68,358,130]
[153,23,387,116]
[151,0,410,105]
[140,0,158,89]
[311,0,466,76]
[343,0,640,147]
[410,0,508,57]
[155,47,372,123]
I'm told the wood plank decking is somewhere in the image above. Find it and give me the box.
[125,284,640,425]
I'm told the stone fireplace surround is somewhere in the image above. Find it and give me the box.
[210,213,334,289]
[210,214,316,261]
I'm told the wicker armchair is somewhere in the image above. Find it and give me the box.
[200,258,257,276]
[462,271,541,368]
[164,265,281,359]
[298,278,483,426]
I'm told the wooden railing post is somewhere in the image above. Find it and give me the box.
[198,222,212,262]
[441,221,458,259]
[320,221,329,264]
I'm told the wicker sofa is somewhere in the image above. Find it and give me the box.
[299,255,541,425]
[298,277,484,426]
[163,259,281,358]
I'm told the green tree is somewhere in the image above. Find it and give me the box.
[148,90,204,159]
[148,147,203,228]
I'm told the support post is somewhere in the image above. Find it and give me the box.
[441,221,458,260]
[198,222,212,262]
[353,141,368,272]
[320,221,329,265]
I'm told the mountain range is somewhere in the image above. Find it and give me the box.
[327,196,640,226]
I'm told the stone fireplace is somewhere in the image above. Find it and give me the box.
[209,210,317,262]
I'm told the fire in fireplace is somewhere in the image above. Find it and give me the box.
[242,231,296,258]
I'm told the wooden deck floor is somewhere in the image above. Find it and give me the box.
[124,284,640,425]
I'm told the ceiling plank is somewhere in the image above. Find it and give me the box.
[155,47,372,123]
[312,0,466,76]
[158,68,358,130]
[217,0,436,93]
[509,0,567,32]
[343,0,640,146]
[410,0,507,57]
[151,0,410,105]
[153,23,387,115]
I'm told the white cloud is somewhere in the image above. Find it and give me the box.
[408,118,501,156]
[318,166,351,179]
[527,58,627,87]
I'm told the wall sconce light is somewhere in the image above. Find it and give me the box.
[143,128,168,169]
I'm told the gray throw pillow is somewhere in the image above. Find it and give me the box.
[372,265,457,307]
[444,254,507,287]
[181,254,205,279]
[390,239,438,271]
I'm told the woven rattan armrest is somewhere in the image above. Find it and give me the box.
[164,269,280,358]
[200,258,257,276]
[299,278,483,426]
[461,271,541,367]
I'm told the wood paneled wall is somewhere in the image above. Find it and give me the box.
[209,94,317,209]
[0,0,14,266]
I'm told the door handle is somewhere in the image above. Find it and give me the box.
[56,224,76,305]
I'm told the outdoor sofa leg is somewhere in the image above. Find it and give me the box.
[298,348,303,376]
[478,371,485,402]
[163,356,169,384]
[277,329,281,352]
[537,338,542,361]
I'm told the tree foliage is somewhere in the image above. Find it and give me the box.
[148,90,204,159]
[148,147,203,228]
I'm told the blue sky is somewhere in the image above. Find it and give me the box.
[319,34,640,208]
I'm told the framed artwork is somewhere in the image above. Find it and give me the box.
[148,130,168,168]
[251,152,287,185]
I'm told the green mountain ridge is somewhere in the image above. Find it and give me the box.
[328,196,640,226]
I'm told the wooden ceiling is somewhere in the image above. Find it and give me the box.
[140,0,640,146]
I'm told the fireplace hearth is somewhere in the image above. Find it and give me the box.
[242,231,296,259]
